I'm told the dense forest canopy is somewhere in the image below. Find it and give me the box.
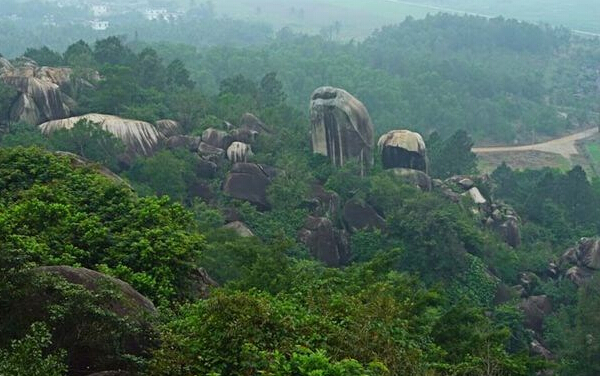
[1,8,600,376]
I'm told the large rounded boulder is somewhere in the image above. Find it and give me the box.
[298,216,351,267]
[1,266,157,375]
[310,87,374,172]
[223,163,277,210]
[378,130,428,173]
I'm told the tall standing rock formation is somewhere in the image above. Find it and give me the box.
[310,87,374,173]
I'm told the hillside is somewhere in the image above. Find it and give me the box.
[1,14,600,376]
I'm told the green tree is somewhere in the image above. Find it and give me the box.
[429,130,478,179]
[0,323,66,376]
[48,119,125,171]
[63,40,94,68]
[166,59,195,89]
[93,36,135,66]
[23,46,63,66]
[259,71,286,108]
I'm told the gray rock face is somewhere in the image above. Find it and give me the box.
[500,216,521,248]
[227,141,254,163]
[389,168,432,191]
[34,266,156,316]
[298,216,351,267]
[558,238,600,285]
[519,295,552,333]
[565,266,593,286]
[195,159,218,179]
[155,119,181,138]
[197,142,225,162]
[0,61,81,125]
[223,163,275,209]
[378,130,428,173]
[305,184,341,219]
[165,135,201,151]
[240,112,269,133]
[310,87,374,172]
[342,199,385,232]
[230,128,258,144]
[202,127,233,150]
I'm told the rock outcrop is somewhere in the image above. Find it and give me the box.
[165,135,202,152]
[155,119,181,138]
[557,238,600,285]
[436,175,521,247]
[342,198,385,232]
[198,142,225,162]
[389,168,432,191]
[298,216,351,267]
[227,141,253,163]
[230,128,258,144]
[223,163,276,209]
[378,130,428,173]
[40,113,162,156]
[202,127,233,150]
[240,112,270,133]
[310,86,374,172]
[34,266,156,316]
[519,295,552,333]
[0,59,89,125]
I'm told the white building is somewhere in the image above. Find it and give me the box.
[92,5,108,17]
[90,20,109,31]
[144,8,168,21]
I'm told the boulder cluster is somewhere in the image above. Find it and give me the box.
[435,175,521,248]
[0,57,97,125]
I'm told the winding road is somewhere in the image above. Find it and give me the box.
[472,127,599,159]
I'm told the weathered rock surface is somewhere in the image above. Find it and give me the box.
[40,114,162,156]
[222,221,254,237]
[304,184,341,219]
[197,142,225,162]
[230,128,258,144]
[310,86,374,171]
[240,112,269,133]
[499,216,521,248]
[389,168,432,191]
[0,60,87,125]
[342,199,385,232]
[34,266,156,316]
[519,295,552,333]
[298,216,351,267]
[195,159,218,179]
[223,163,275,209]
[165,135,201,151]
[378,130,428,172]
[155,119,181,138]
[556,238,600,285]
[565,266,594,286]
[227,141,254,163]
[202,127,232,150]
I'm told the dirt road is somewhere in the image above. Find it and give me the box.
[472,127,598,158]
